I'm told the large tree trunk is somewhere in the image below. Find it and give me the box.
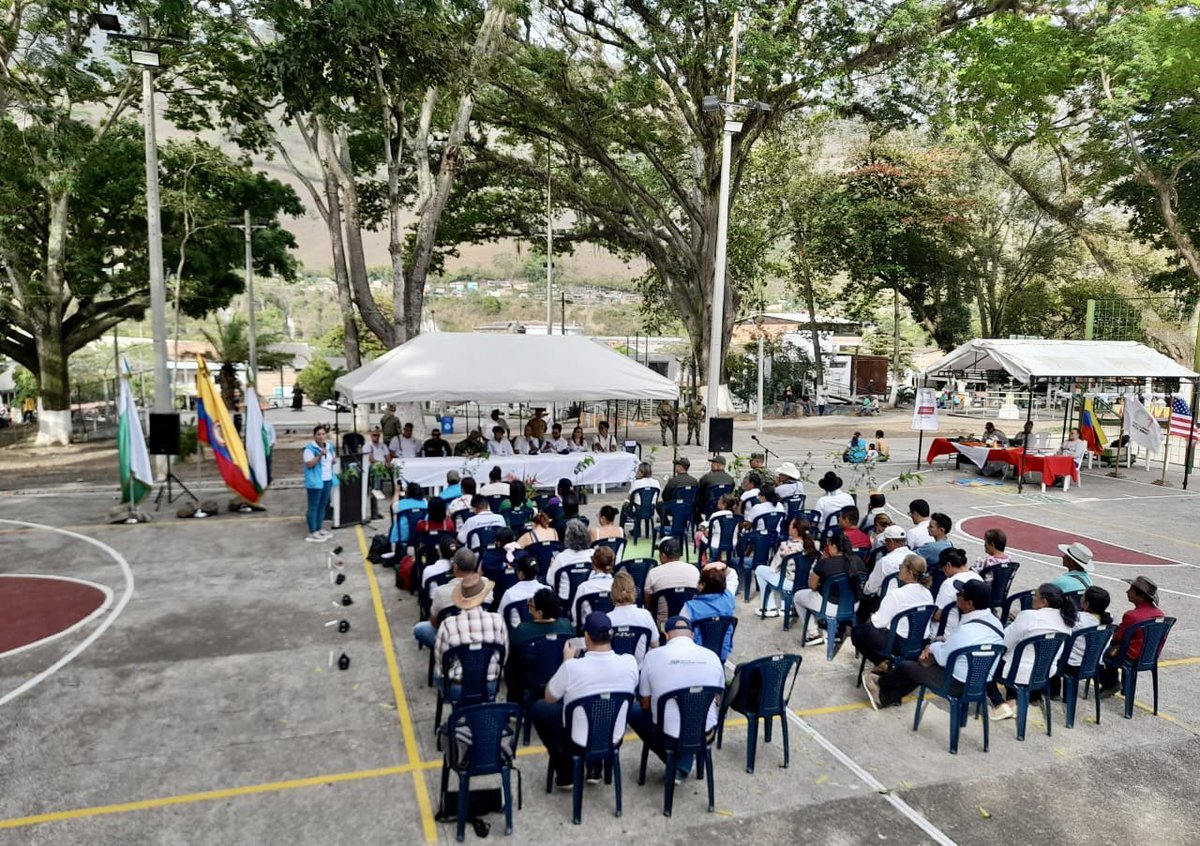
[36,187,72,445]
[321,168,361,372]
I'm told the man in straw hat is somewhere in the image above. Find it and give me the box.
[1097,575,1165,695]
[773,462,804,501]
[1052,542,1094,596]
[432,547,505,691]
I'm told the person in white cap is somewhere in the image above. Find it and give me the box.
[774,463,804,500]
[1052,542,1094,595]
[863,525,911,597]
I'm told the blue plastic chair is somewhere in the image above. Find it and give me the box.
[799,573,858,661]
[998,632,1071,741]
[449,507,471,529]
[517,633,567,744]
[934,601,958,638]
[737,531,776,602]
[705,514,739,564]
[486,495,507,514]
[637,685,724,817]
[653,587,696,629]
[701,484,732,519]
[527,540,562,582]
[415,529,452,570]
[439,702,522,842]
[615,558,654,606]
[1001,589,1035,623]
[554,564,593,613]
[1112,617,1176,719]
[591,537,626,562]
[856,604,937,686]
[502,598,532,632]
[653,500,693,561]
[691,615,737,661]
[717,654,802,773]
[427,606,462,685]
[419,570,455,621]
[394,507,427,550]
[574,591,614,630]
[551,692,636,824]
[672,486,699,511]
[980,562,1021,613]
[466,525,500,553]
[783,495,807,521]
[911,643,1006,754]
[508,505,535,533]
[1059,624,1115,728]
[878,572,899,599]
[761,553,813,632]
[818,511,840,545]
[610,625,652,661]
[434,642,506,734]
[626,487,659,542]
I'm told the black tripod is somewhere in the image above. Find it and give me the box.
[154,454,196,510]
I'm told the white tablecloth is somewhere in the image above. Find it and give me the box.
[393,452,639,493]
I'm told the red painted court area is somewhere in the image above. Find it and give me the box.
[959,515,1180,567]
[0,576,107,655]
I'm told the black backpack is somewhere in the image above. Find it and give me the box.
[367,533,392,565]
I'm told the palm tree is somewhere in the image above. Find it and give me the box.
[201,315,290,410]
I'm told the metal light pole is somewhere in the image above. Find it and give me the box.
[140,36,169,414]
[545,148,554,333]
[706,120,735,426]
[243,209,258,383]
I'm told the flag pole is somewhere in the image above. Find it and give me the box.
[1184,384,1198,490]
[1154,420,1171,487]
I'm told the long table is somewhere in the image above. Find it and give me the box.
[393,452,640,493]
[925,438,1079,491]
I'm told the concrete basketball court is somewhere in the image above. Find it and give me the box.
[2,421,1199,845]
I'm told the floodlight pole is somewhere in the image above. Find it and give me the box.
[140,22,169,417]
[243,209,258,384]
[546,147,553,333]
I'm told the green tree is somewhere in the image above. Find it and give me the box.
[295,357,342,405]
[481,0,1018,387]
[200,315,292,409]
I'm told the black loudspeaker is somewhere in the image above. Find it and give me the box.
[708,417,734,453]
[149,412,181,455]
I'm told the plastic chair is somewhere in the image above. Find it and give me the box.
[637,685,724,816]
[554,564,592,613]
[502,598,532,632]
[415,529,452,570]
[980,562,1020,614]
[396,507,427,552]
[626,487,659,542]
[736,531,776,602]
[1059,624,1115,728]
[783,495,807,521]
[765,553,814,632]
[574,591,614,630]
[701,484,732,519]
[508,505,534,533]
[672,486,698,512]
[591,537,626,562]
[466,525,500,553]
[934,601,958,638]
[691,615,737,660]
[1001,589,1035,623]
[799,574,858,661]
[1112,617,1176,719]
[439,703,522,842]
[911,643,1006,754]
[653,500,693,561]
[717,654,802,773]
[526,541,562,582]
[615,558,654,606]
[704,514,739,564]
[653,587,697,627]
[818,511,840,545]
[998,632,1071,740]
[550,692,635,824]
[878,572,899,599]
[419,570,455,621]
[517,633,567,744]
[450,508,471,529]
[855,604,937,686]
[427,606,462,685]
[610,625,652,661]
[434,642,506,733]
[486,495,507,514]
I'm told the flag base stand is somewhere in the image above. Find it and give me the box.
[1151,479,1172,487]
[154,455,197,510]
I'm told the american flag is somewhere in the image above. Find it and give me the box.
[1169,395,1198,442]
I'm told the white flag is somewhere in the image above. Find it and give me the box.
[243,386,270,494]
[1123,394,1162,455]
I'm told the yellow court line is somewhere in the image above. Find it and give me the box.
[356,527,437,844]
[0,765,411,831]
[1159,656,1200,668]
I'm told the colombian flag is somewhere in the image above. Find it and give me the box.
[196,356,260,503]
[1079,397,1108,456]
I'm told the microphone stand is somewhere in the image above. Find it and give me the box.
[750,434,775,465]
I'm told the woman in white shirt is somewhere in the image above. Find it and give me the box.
[852,554,934,673]
[754,516,817,617]
[986,582,1077,721]
[1066,586,1113,668]
[605,571,659,666]
[566,426,588,453]
[572,546,616,619]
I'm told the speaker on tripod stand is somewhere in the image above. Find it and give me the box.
[707,417,734,454]
[150,413,196,508]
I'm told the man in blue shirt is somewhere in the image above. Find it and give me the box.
[864,580,1003,709]
[439,470,463,501]
[917,512,953,567]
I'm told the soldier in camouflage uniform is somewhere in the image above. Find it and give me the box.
[685,397,705,446]
[656,399,678,446]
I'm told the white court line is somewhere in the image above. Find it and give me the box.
[722,657,957,846]
[0,574,114,658]
[0,520,135,707]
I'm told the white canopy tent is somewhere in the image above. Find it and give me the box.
[333,333,680,404]
[924,339,1197,382]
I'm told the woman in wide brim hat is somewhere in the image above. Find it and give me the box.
[818,471,844,492]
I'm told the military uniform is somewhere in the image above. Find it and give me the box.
[685,399,705,446]
[657,400,677,446]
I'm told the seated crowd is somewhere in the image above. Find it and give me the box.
[382,456,1172,820]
